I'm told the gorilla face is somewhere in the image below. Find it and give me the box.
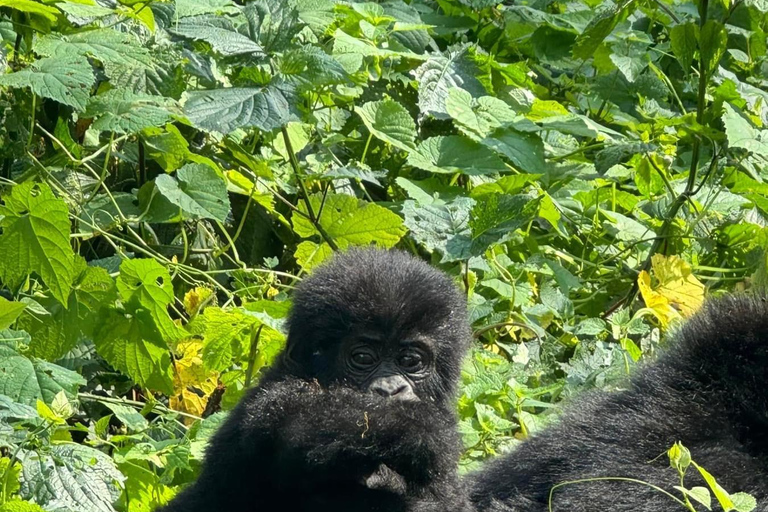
[280,248,470,407]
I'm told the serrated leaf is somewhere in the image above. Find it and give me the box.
[169,14,264,57]
[34,30,152,81]
[408,136,507,175]
[293,193,406,248]
[674,486,712,510]
[141,125,190,172]
[0,0,58,22]
[83,90,179,134]
[194,307,256,372]
[244,0,304,53]
[670,22,698,72]
[0,182,76,305]
[445,88,519,140]
[0,297,25,330]
[722,103,768,156]
[294,240,334,271]
[153,164,230,222]
[573,0,638,60]
[700,20,727,76]
[93,307,173,394]
[470,194,539,250]
[401,197,474,262]
[17,257,116,360]
[0,56,94,111]
[355,99,417,152]
[103,402,149,432]
[18,444,124,512]
[0,500,47,512]
[413,47,486,119]
[171,340,219,418]
[184,80,298,134]
[332,29,425,73]
[638,254,704,328]
[730,492,757,512]
[481,127,546,174]
[0,342,85,406]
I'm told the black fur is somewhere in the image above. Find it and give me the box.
[468,295,768,512]
[158,249,474,512]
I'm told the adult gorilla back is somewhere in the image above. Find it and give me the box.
[468,295,768,512]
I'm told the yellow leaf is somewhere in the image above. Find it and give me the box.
[171,340,219,422]
[183,287,215,317]
[637,254,705,328]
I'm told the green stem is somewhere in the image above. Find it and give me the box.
[548,477,692,512]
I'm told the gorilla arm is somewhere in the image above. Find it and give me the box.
[158,377,469,511]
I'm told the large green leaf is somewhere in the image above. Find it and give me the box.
[0,0,58,22]
[34,30,152,80]
[670,22,698,72]
[153,164,231,222]
[193,307,256,372]
[469,194,540,251]
[293,193,406,248]
[169,14,264,57]
[17,258,116,360]
[481,128,546,174]
[93,308,173,394]
[413,47,486,119]
[408,136,507,175]
[184,81,299,134]
[402,197,474,262]
[0,57,94,111]
[0,182,76,305]
[445,88,519,140]
[572,0,639,60]
[0,341,85,406]
[332,29,425,73]
[0,297,26,330]
[19,444,124,512]
[722,103,768,156]
[355,100,417,152]
[83,90,180,134]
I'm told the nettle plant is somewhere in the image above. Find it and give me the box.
[0,0,765,510]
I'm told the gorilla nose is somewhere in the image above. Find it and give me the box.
[369,376,416,400]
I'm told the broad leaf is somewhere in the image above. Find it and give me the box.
[408,136,506,175]
[0,0,58,21]
[670,22,698,72]
[413,47,485,119]
[0,341,85,406]
[154,164,231,222]
[19,445,124,512]
[722,103,768,157]
[481,128,546,174]
[402,197,474,262]
[0,297,26,330]
[355,99,417,152]
[0,182,76,305]
[169,14,264,57]
[0,57,94,111]
[293,193,406,248]
[84,90,180,134]
[470,194,540,251]
[184,81,298,134]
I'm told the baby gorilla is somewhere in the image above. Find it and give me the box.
[158,249,474,512]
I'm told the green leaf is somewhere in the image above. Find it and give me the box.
[195,307,256,372]
[0,297,25,330]
[141,125,190,172]
[0,182,76,305]
[700,21,727,76]
[83,90,179,134]
[401,197,474,262]
[730,492,758,512]
[670,22,698,72]
[93,307,173,394]
[332,29,425,73]
[674,486,712,510]
[102,402,149,432]
[355,99,417,152]
[609,40,648,82]
[0,501,47,512]
[154,164,231,222]
[573,0,639,60]
[293,193,407,248]
[169,14,264,57]
[470,194,540,250]
[34,30,152,80]
[408,136,507,175]
[78,192,142,237]
[184,80,299,134]
[18,257,116,360]
[445,88,519,140]
[18,444,124,512]
[481,128,546,174]
[693,462,735,511]
[722,103,768,156]
[0,0,58,22]
[0,342,85,406]
[0,57,94,111]
[413,47,486,119]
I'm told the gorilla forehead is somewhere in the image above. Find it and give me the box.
[288,249,468,346]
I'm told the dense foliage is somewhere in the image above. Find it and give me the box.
[0,0,766,509]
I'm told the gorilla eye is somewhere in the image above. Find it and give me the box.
[351,351,376,368]
[398,353,424,371]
